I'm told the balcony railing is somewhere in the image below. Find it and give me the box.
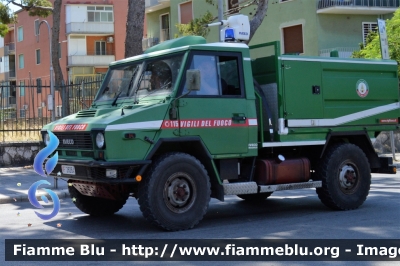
[85,50,116,56]
[68,55,116,66]
[160,28,170,42]
[319,47,359,58]
[5,43,15,55]
[146,0,159,8]
[66,22,114,34]
[5,70,16,80]
[318,0,399,8]
[317,0,399,14]
[142,37,159,51]
[146,0,170,12]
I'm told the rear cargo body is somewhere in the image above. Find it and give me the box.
[250,41,399,145]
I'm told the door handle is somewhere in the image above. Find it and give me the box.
[232,116,247,121]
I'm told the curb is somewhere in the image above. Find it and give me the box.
[0,189,70,204]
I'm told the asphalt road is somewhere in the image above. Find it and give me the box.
[1,172,399,266]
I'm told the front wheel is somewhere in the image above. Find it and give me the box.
[138,152,211,231]
[316,143,371,210]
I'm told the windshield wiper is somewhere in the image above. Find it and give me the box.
[126,65,140,96]
[133,72,146,104]
[136,81,172,103]
[110,65,140,107]
[111,91,123,106]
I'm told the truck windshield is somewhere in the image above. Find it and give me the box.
[95,63,141,102]
[95,53,184,104]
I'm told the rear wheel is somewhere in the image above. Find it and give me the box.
[138,152,211,231]
[316,143,371,210]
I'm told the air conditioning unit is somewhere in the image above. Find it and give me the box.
[41,102,46,107]
[23,104,28,110]
[107,36,114,43]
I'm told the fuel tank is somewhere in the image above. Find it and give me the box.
[254,158,310,185]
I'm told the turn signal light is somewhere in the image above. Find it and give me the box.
[136,175,142,182]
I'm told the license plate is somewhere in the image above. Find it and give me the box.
[61,165,76,175]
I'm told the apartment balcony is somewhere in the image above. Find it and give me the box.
[317,0,399,14]
[68,55,116,67]
[319,47,359,58]
[66,22,114,35]
[160,28,170,42]
[142,37,159,51]
[4,70,16,81]
[145,0,170,13]
[4,43,15,55]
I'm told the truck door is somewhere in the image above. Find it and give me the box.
[175,52,250,155]
[282,59,323,119]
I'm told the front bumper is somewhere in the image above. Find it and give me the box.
[50,159,151,183]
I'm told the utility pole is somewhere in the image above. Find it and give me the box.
[218,0,224,41]
[37,20,55,122]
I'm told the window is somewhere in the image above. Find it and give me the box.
[95,41,106,55]
[36,49,40,64]
[17,27,23,42]
[87,6,113,22]
[282,24,303,54]
[184,54,242,96]
[20,109,26,118]
[18,54,24,69]
[363,22,378,46]
[34,19,39,36]
[19,81,25,96]
[38,107,43,118]
[179,1,193,24]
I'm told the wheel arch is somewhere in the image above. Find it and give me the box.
[145,137,224,201]
[321,131,380,169]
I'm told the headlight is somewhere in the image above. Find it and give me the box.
[44,133,50,146]
[96,132,105,149]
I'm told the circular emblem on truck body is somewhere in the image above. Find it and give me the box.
[356,79,369,98]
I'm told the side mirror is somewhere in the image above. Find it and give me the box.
[186,69,201,91]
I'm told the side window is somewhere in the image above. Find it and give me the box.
[218,56,241,95]
[192,55,219,96]
[184,54,242,96]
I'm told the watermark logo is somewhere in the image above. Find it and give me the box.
[33,131,59,177]
[28,180,61,220]
[29,130,60,220]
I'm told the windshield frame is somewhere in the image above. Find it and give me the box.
[94,52,186,105]
[94,61,144,104]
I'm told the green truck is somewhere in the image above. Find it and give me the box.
[42,17,399,231]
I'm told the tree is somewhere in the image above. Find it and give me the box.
[352,8,400,75]
[51,0,63,87]
[0,0,53,37]
[125,0,145,58]
[175,0,269,44]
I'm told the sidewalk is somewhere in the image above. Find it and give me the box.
[1,155,400,204]
[0,166,69,204]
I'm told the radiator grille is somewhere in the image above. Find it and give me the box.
[54,132,93,150]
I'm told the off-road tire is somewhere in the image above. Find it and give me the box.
[316,143,371,210]
[237,192,273,202]
[138,152,211,231]
[68,183,129,216]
